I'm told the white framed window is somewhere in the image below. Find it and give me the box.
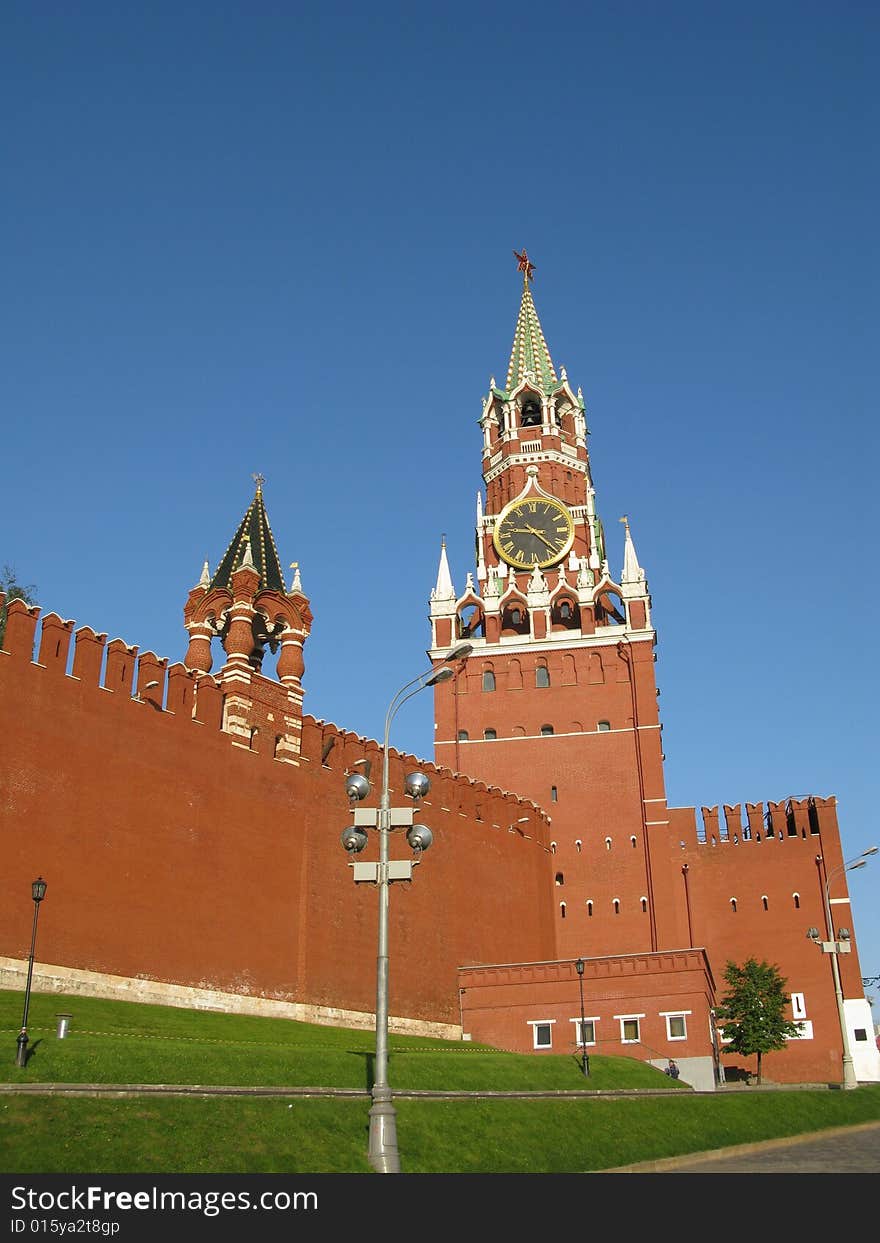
[528,1020,555,1049]
[571,1017,598,1046]
[615,1014,644,1044]
[661,1011,690,1041]
[791,992,807,1020]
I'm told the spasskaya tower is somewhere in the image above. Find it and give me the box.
[429,252,668,959]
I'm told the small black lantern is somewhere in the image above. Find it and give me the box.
[575,957,589,1077]
[15,877,48,1068]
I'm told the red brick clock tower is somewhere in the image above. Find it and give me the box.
[430,253,668,959]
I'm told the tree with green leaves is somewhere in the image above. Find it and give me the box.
[0,565,38,649]
[716,957,802,1084]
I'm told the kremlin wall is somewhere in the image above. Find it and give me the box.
[0,596,554,1033]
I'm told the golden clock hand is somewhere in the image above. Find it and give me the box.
[524,524,557,552]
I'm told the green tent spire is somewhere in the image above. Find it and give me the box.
[505,250,558,395]
[209,474,287,593]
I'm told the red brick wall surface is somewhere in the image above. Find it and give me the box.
[0,602,555,1025]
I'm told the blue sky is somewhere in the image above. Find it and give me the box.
[3,3,878,995]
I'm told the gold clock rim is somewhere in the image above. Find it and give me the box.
[492,496,575,571]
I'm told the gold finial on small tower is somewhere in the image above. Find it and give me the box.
[252,472,265,491]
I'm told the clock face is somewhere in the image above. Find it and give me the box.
[493,496,575,569]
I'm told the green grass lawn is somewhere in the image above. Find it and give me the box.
[1,990,878,1174]
[0,990,672,1092]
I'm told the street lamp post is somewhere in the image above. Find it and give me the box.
[575,957,590,1077]
[341,642,471,1173]
[809,847,877,1090]
[15,877,47,1068]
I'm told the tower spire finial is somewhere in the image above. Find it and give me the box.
[513,248,535,286]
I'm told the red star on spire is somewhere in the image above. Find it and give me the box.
[513,249,535,282]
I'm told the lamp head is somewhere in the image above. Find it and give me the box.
[425,666,453,687]
[838,927,851,941]
[406,823,433,854]
[344,772,371,802]
[575,958,585,976]
[32,877,47,903]
[806,927,820,941]
[447,643,473,662]
[404,771,430,800]
[340,826,368,854]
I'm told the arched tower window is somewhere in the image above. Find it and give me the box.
[540,724,554,736]
[630,835,637,849]
[501,603,529,636]
[605,836,612,851]
[457,602,484,639]
[595,589,625,626]
[482,669,495,692]
[457,730,469,741]
[762,895,769,911]
[483,728,497,740]
[552,598,579,632]
[550,841,557,855]
[520,396,542,427]
[730,898,737,912]
[586,900,593,916]
[793,893,800,909]
[535,665,550,688]
[555,872,564,886]
[559,901,567,919]
[597,720,611,732]
[612,898,620,914]
[575,839,582,853]
[640,897,648,913]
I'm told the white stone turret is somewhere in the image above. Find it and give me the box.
[431,536,456,602]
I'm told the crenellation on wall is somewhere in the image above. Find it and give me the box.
[104,639,139,696]
[166,663,198,721]
[671,797,830,852]
[193,673,222,728]
[36,612,76,674]
[299,714,549,837]
[72,625,107,686]
[134,651,168,709]
[2,597,42,660]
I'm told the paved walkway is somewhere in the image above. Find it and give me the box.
[604,1120,880,1173]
